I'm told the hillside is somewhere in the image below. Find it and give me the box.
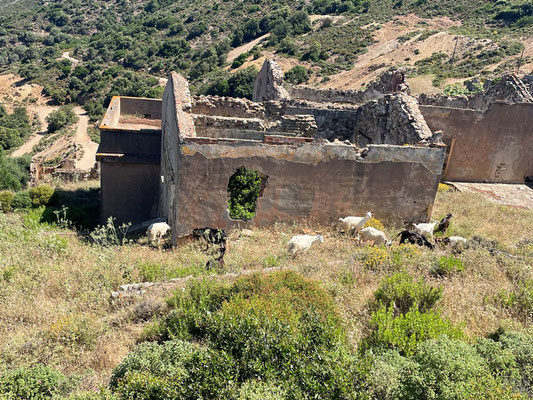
[0,0,531,159]
[0,182,531,397]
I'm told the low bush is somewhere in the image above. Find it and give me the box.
[29,184,55,207]
[374,271,443,314]
[284,65,309,84]
[12,190,32,209]
[46,106,78,133]
[0,151,30,191]
[362,306,465,356]
[433,255,465,276]
[0,190,14,213]
[363,217,385,231]
[0,365,72,398]
[406,336,520,399]
[134,271,357,399]
[494,329,533,395]
[110,340,238,399]
[361,247,391,270]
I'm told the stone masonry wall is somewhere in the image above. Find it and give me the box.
[354,93,436,146]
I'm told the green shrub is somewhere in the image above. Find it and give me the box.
[0,365,72,399]
[433,255,465,277]
[139,271,357,399]
[237,380,286,400]
[363,306,465,356]
[29,184,55,207]
[0,151,30,191]
[46,106,78,133]
[284,65,309,84]
[359,350,418,400]
[110,340,238,399]
[12,190,32,209]
[227,167,265,221]
[405,336,520,400]
[495,330,533,395]
[475,338,520,388]
[374,271,443,314]
[0,190,14,213]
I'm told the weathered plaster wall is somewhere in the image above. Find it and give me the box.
[171,140,445,241]
[120,97,162,119]
[160,72,195,228]
[421,102,533,183]
[98,129,161,156]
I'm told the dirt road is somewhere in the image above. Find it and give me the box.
[73,106,98,170]
[10,105,57,157]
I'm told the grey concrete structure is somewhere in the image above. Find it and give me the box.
[97,96,162,224]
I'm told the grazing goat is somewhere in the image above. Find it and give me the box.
[358,227,391,246]
[437,236,467,246]
[192,227,228,269]
[288,235,324,256]
[435,213,453,234]
[339,211,372,235]
[413,221,439,239]
[192,227,228,250]
[146,222,171,246]
[397,230,434,249]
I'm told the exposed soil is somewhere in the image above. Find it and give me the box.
[1,74,98,169]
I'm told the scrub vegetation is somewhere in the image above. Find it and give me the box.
[0,181,531,398]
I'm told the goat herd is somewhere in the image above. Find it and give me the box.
[146,212,467,267]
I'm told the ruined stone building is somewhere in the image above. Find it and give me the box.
[97,60,533,244]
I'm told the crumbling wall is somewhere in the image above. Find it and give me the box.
[171,139,445,242]
[354,93,436,146]
[160,72,195,229]
[283,101,359,141]
[421,102,533,183]
[285,68,410,104]
[418,74,533,111]
[253,60,289,102]
[191,96,266,119]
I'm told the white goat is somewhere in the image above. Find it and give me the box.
[288,235,324,256]
[448,236,467,245]
[413,221,438,239]
[358,227,391,246]
[339,211,372,235]
[147,222,171,246]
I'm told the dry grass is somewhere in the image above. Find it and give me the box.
[0,185,531,391]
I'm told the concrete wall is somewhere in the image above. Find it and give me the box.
[119,97,162,119]
[98,96,163,225]
[100,158,160,224]
[421,102,533,183]
[98,129,161,156]
[100,97,162,128]
[171,139,446,240]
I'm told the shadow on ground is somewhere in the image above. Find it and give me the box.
[40,186,100,230]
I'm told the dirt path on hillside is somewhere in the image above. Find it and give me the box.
[61,51,80,65]
[10,105,57,157]
[73,106,97,170]
[227,34,270,64]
